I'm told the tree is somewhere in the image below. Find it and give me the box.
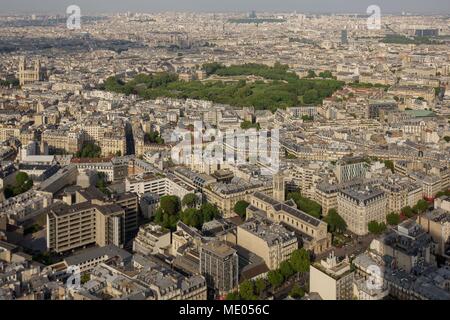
[16,172,29,186]
[200,203,220,222]
[386,212,401,226]
[254,278,267,297]
[181,208,203,229]
[384,160,395,173]
[303,89,319,104]
[319,70,333,79]
[75,142,102,158]
[368,221,387,235]
[401,206,415,218]
[146,130,164,144]
[81,274,91,284]
[240,121,260,130]
[324,209,347,234]
[279,261,295,278]
[239,280,257,300]
[234,200,250,220]
[414,199,429,214]
[267,270,284,288]
[289,284,305,299]
[182,193,198,208]
[225,292,240,300]
[290,249,310,274]
[306,70,317,78]
[4,172,34,199]
[159,195,181,216]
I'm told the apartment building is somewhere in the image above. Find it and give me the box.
[46,202,125,253]
[203,178,272,218]
[309,252,354,300]
[76,187,139,242]
[125,172,195,200]
[72,158,128,182]
[133,223,171,255]
[380,177,423,213]
[314,182,339,215]
[237,217,298,270]
[388,85,435,102]
[337,186,387,236]
[417,208,450,257]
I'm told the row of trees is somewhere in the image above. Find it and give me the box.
[368,221,387,235]
[153,194,220,230]
[240,120,261,130]
[226,249,310,300]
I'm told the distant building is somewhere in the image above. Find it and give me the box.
[18,57,44,86]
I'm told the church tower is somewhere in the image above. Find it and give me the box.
[272,172,285,202]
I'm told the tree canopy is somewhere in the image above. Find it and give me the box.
[287,192,322,219]
[4,172,34,199]
[234,200,250,220]
[75,142,101,158]
[182,193,198,208]
[104,64,344,112]
[324,209,347,234]
[386,212,401,226]
[368,221,387,235]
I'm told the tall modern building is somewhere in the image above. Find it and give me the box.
[341,29,348,45]
[199,241,239,297]
[46,187,139,253]
[334,157,367,183]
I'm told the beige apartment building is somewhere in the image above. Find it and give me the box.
[46,202,125,253]
[248,192,331,254]
[337,187,387,236]
[133,223,171,255]
[47,187,139,253]
[0,125,37,146]
[380,178,422,213]
[314,182,339,216]
[237,217,298,270]
[417,210,450,257]
[388,85,435,102]
[309,252,354,300]
[100,132,126,157]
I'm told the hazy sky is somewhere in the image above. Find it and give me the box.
[1,0,449,15]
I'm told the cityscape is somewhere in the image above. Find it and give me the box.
[1,0,450,304]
